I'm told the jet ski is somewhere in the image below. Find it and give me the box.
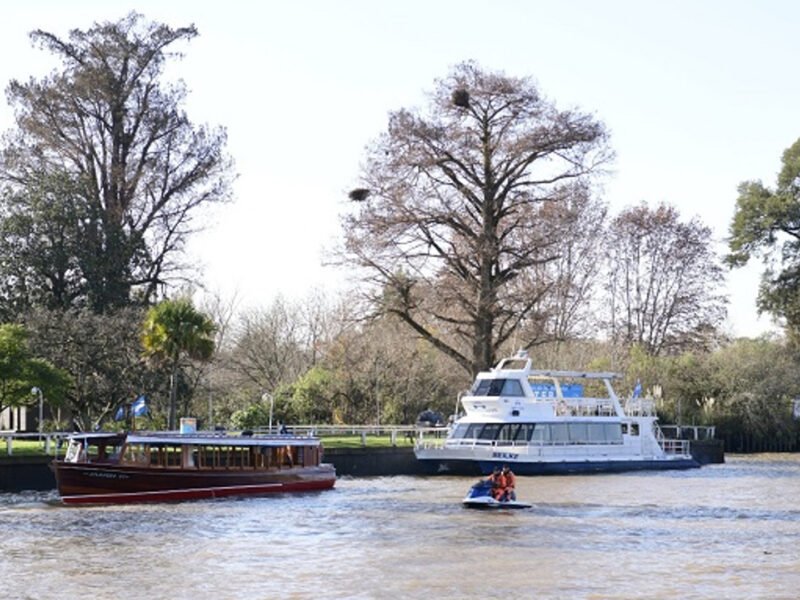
[462,479,531,510]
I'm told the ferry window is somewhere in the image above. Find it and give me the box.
[603,423,623,443]
[530,424,548,443]
[472,379,491,395]
[123,443,148,464]
[479,423,501,440]
[550,423,569,443]
[149,445,163,466]
[165,446,181,467]
[472,379,507,397]
[464,423,484,439]
[629,423,640,437]
[496,424,520,444]
[451,424,470,439]
[500,379,524,397]
[515,423,535,442]
[568,423,589,444]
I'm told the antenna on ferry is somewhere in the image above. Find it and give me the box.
[515,348,528,359]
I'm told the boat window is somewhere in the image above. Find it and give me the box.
[122,443,148,465]
[530,424,548,443]
[472,379,508,397]
[500,379,525,397]
[550,423,569,443]
[496,424,520,444]
[464,423,484,439]
[451,424,471,439]
[149,445,163,466]
[629,423,640,436]
[587,423,602,442]
[515,423,535,442]
[602,423,623,443]
[479,423,501,440]
[568,422,589,444]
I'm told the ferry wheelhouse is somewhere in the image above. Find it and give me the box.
[415,352,698,475]
[51,431,336,505]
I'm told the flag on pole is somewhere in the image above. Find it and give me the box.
[132,395,149,416]
[632,380,642,399]
[114,405,126,421]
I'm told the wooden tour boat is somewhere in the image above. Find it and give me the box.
[51,431,336,505]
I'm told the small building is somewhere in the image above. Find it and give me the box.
[0,406,32,432]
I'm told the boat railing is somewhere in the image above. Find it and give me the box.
[652,422,692,455]
[417,437,626,450]
[659,424,716,441]
[624,398,656,416]
[555,398,617,417]
[659,438,691,455]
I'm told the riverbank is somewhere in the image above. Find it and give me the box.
[0,440,725,492]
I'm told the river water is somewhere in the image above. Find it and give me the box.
[1,454,799,599]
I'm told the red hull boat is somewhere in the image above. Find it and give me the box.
[51,431,336,505]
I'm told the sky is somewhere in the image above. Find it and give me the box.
[1,1,799,337]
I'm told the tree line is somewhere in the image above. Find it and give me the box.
[0,13,798,451]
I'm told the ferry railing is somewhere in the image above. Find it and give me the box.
[659,425,716,441]
[556,398,617,417]
[652,422,693,456]
[659,438,691,455]
[417,437,631,450]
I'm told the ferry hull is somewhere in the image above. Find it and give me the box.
[52,461,336,505]
[418,457,699,476]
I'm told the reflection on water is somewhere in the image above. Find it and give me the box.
[2,454,800,599]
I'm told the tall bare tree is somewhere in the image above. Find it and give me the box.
[0,13,233,314]
[605,202,727,355]
[514,183,608,347]
[343,62,612,375]
[226,298,311,395]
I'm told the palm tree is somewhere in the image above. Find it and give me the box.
[141,298,216,429]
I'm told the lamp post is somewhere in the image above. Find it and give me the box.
[262,392,274,433]
[31,387,43,440]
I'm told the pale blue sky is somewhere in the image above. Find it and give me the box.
[2,1,799,336]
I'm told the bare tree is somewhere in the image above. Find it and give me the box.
[343,62,612,375]
[605,202,727,355]
[513,183,608,348]
[226,298,309,394]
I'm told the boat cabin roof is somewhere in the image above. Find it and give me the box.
[66,431,319,448]
[126,433,319,447]
[488,353,620,381]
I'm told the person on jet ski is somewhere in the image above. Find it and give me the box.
[488,466,507,501]
[500,465,516,501]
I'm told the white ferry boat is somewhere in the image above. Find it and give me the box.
[414,352,698,475]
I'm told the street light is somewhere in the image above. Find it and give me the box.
[31,387,43,439]
[262,392,274,433]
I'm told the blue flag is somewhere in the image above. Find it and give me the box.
[114,405,126,421]
[632,380,642,399]
[132,395,149,417]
